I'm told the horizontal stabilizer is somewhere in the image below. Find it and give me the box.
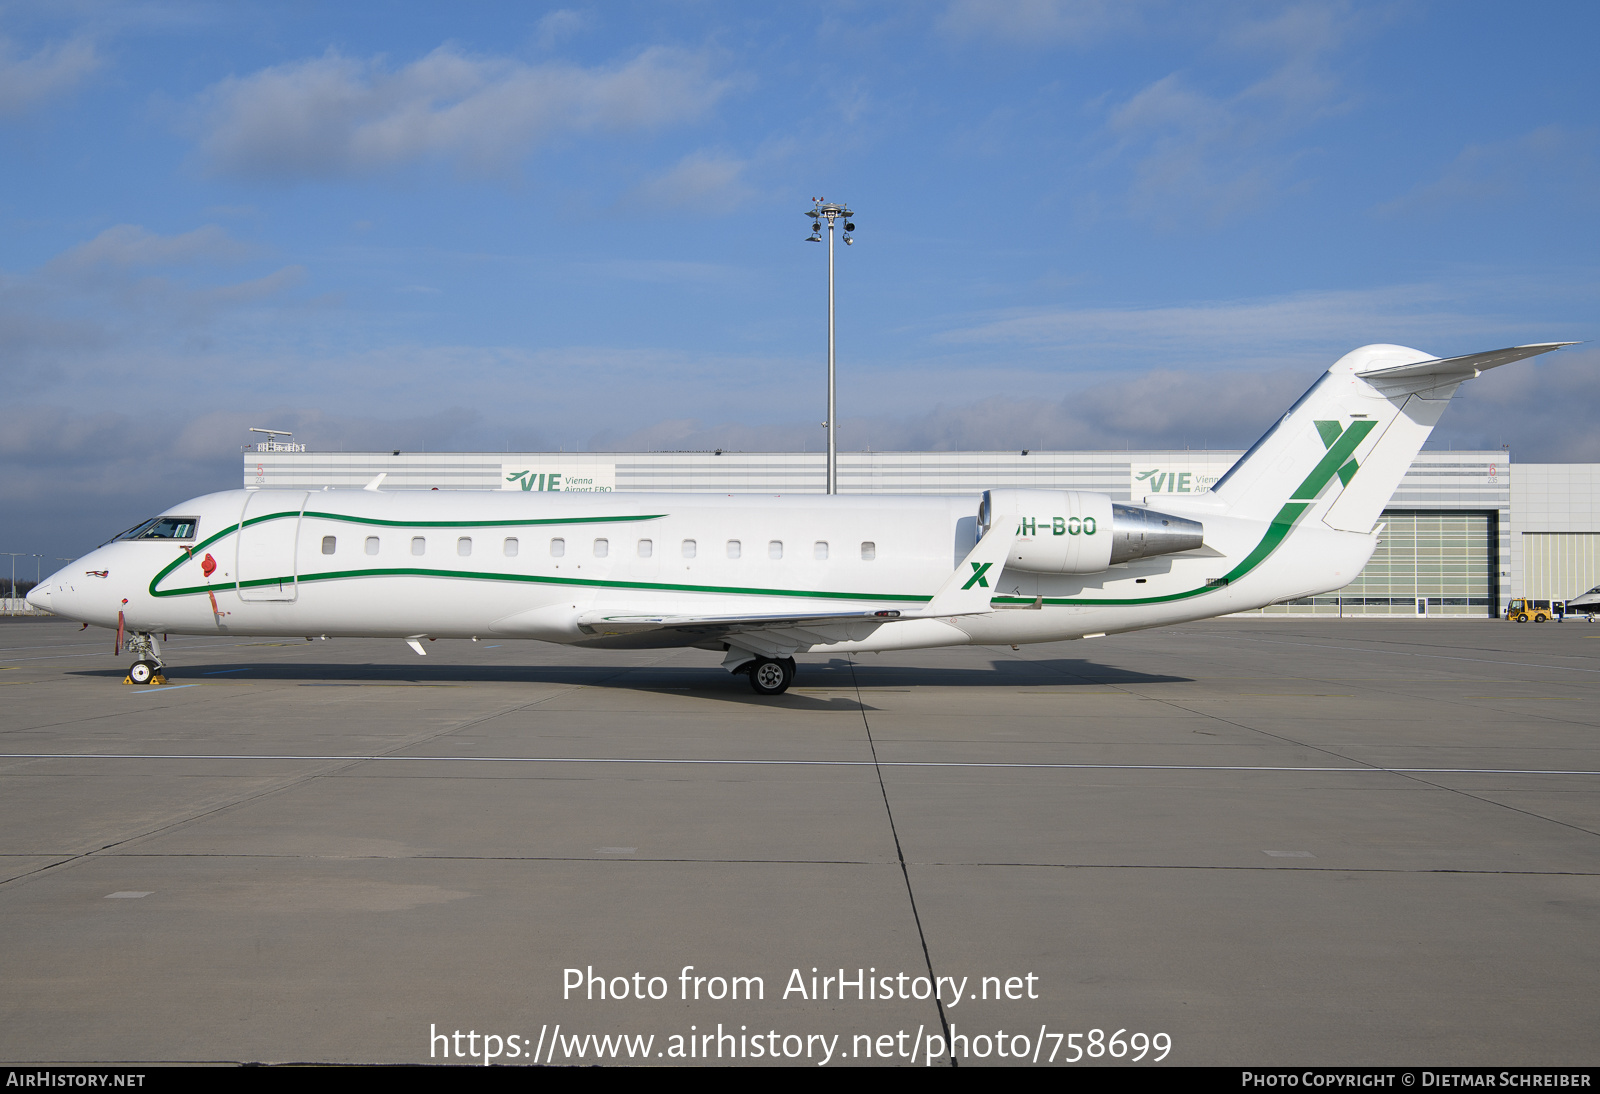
[1358,342,1577,391]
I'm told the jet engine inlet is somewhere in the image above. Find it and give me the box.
[1110,504,1204,564]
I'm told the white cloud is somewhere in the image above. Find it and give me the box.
[625,150,755,209]
[2,225,306,399]
[594,343,1600,462]
[47,224,255,274]
[0,37,98,116]
[1093,3,1357,227]
[934,283,1512,365]
[1378,125,1600,217]
[1432,345,1600,460]
[534,9,588,51]
[192,44,731,180]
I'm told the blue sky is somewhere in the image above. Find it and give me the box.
[2,1,1597,559]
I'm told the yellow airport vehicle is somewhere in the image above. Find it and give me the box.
[1505,598,1554,623]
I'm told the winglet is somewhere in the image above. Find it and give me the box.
[363,473,387,492]
[916,519,1018,618]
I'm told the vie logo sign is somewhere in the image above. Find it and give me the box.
[1135,469,1197,493]
[500,464,616,492]
[1130,455,1234,497]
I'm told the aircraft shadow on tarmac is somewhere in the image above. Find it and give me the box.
[71,657,1188,709]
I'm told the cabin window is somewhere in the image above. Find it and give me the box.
[861,541,876,560]
[814,541,828,560]
[411,537,426,556]
[768,540,783,560]
[681,539,696,559]
[321,536,336,555]
[726,539,741,559]
[637,539,653,558]
[503,537,519,557]
[457,537,472,557]
[593,538,609,558]
[364,536,379,556]
[550,537,565,557]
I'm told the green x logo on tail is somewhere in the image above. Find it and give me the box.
[962,561,993,590]
[1297,420,1375,499]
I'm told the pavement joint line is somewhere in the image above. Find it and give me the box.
[1014,636,1600,842]
[1128,663,1600,840]
[47,853,1600,876]
[1175,632,1600,673]
[3,753,1600,774]
[848,654,955,1068]
[0,653,684,891]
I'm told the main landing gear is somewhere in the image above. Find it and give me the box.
[123,632,168,686]
[746,656,796,696]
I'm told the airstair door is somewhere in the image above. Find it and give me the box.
[235,490,309,602]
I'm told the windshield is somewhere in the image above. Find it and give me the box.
[117,516,200,541]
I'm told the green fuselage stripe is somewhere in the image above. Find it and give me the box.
[148,511,666,598]
[166,566,936,603]
[148,494,1331,609]
[991,501,1311,607]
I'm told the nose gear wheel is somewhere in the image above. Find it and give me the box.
[121,632,168,685]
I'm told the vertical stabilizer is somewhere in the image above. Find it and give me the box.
[1209,342,1572,533]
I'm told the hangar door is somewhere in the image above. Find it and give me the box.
[1264,510,1496,616]
[1522,533,1600,602]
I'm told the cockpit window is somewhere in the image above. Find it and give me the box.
[118,516,200,541]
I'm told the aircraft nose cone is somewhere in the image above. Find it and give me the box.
[25,582,52,613]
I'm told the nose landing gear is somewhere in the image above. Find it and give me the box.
[122,632,168,686]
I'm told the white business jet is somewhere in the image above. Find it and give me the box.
[29,342,1572,695]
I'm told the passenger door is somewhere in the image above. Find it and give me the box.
[235,491,309,602]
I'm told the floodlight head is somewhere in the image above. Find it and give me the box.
[806,232,822,242]
[842,234,853,245]
[844,222,855,231]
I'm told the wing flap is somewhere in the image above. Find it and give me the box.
[576,607,906,638]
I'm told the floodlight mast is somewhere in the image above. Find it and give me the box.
[805,198,856,495]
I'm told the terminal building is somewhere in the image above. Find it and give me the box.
[245,447,1599,619]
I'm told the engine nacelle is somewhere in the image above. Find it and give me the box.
[979,489,1204,574]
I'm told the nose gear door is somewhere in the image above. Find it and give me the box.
[235,491,309,602]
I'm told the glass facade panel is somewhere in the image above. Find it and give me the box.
[1263,510,1495,617]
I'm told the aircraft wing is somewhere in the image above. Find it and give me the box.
[576,608,907,660]
[573,518,1022,658]
[576,607,907,637]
